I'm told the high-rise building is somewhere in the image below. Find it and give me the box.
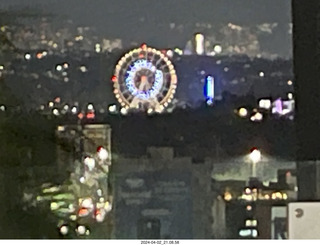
[292,0,320,200]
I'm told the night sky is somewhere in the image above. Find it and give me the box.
[0,0,292,51]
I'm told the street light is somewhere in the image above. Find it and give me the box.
[249,148,261,177]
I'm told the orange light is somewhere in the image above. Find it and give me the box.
[78,113,84,119]
[86,112,95,119]
[78,208,89,217]
[139,53,144,58]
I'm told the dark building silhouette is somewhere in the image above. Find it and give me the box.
[292,0,320,200]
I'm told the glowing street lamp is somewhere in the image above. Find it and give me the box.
[249,148,261,177]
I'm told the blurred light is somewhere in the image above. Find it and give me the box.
[78,208,90,217]
[249,148,261,164]
[174,48,183,55]
[245,188,251,194]
[111,75,117,82]
[204,75,214,105]
[50,202,59,211]
[95,43,101,53]
[246,220,254,227]
[224,67,229,72]
[57,126,65,132]
[36,52,43,59]
[53,109,59,116]
[78,113,84,119]
[84,157,95,171]
[87,104,94,110]
[287,80,293,86]
[264,194,270,200]
[0,105,5,111]
[79,176,85,183]
[283,193,288,200]
[288,93,293,100]
[59,225,69,235]
[71,106,77,114]
[56,65,62,71]
[81,198,93,209]
[250,112,263,122]
[120,107,128,115]
[238,107,248,117]
[69,215,77,221]
[166,50,174,58]
[24,53,31,60]
[246,205,252,211]
[105,201,112,212]
[76,225,86,235]
[224,192,232,201]
[97,147,108,161]
[195,33,205,55]
[54,97,61,103]
[258,99,271,110]
[97,189,102,197]
[259,71,265,77]
[80,65,87,72]
[252,230,258,238]
[108,104,117,113]
[213,44,222,54]
[0,65,4,70]
[86,112,95,119]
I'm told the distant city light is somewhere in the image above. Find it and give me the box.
[0,65,4,70]
[224,192,232,201]
[224,67,229,72]
[24,53,31,60]
[174,48,183,55]
[213,44,222,54]
[250,112,263,122]
[288,93,293,100]
[258,99,271,110]
[87,104,94,110]
[166,50,174,58]
[0,105,5,111]
[238,107,248,117]
[52,108,59,116]
[95,43,101,53]
[97,147,108,161]
[120,107,128,115]
[56,64,62,71]
[259,71,265,77]
[80,65,87,72]
[108,104,117,113]
[84,157,95,171]
[249,148,261,164]
[71,106,77,114]
[59,225,69,236]
[76,225,86,235]
[195,33,205,55]
[48,101,54,107]
[287,80,293,86]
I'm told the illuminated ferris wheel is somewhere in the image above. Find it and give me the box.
[112,44,178,113]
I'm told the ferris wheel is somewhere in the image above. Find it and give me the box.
[111,44,178,113]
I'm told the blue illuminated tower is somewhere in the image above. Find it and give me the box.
[204,75,215,105]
